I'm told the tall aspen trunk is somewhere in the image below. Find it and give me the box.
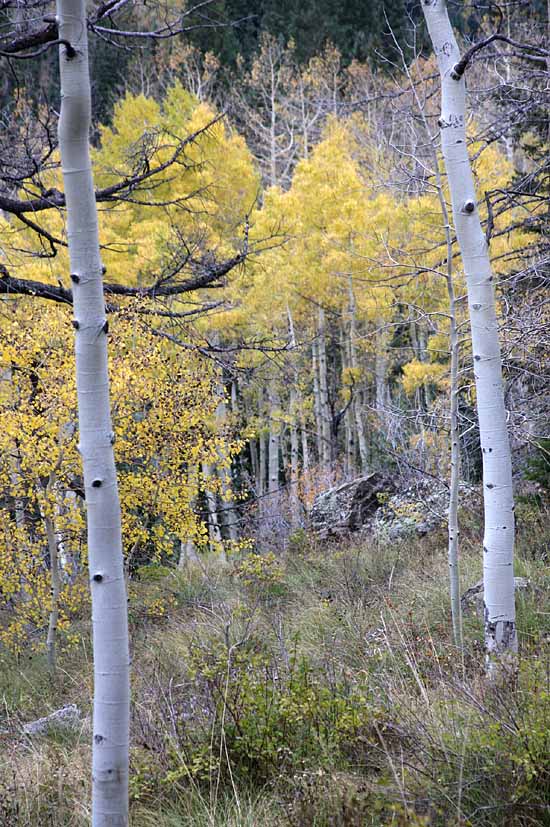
[447,277,462,650]
[259,430,267,499]
[2,367,27,530]
[56,1,130,821]
[341,324,355,478]
[178,538,199,568]
[56,488,77,581]
[311,339,323,462]
[41,476,61,672]
[374,323,389,420]
[317,308,332,468]
[404,48,464,649]
[347,279,368,473]
[179,467,199,569]
[422,0,516,658]
[289,401,300,523]
[215,402,238,545]
[202,462,224,557]
[287,307,301,524]
[250,437,259,495]
[300,414,310,474]
[267,382,280,506]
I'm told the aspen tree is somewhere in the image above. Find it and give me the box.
[347,277,369,473]
[56,0,130,822]
[42,477,61,672]
[316,307,332,468]
[287,307,302,523]
[422,0,517,658]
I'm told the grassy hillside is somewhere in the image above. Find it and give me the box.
[0,502,548,826]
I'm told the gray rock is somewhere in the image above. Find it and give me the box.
[309,473,395,538]
[372,479,477,541]
[23,704,82,736]
[461,577,532,617]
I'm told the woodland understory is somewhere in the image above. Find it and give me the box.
[0,0,549,824]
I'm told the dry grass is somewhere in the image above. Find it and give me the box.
[1,503,548,826]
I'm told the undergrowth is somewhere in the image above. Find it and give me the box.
[0,503,548,826]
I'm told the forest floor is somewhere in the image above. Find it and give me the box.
[0,501,548,826]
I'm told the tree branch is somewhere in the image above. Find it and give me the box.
[451,34,549,80]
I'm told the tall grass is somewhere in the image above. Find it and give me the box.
[1,504,548,825]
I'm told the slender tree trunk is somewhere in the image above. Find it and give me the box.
[267,382,280,502]
[56,3,130,822]
[289,406,300,523]
[259,430,267,499]
[317,308,332,468]
[375,323,389,420]
[422,0,516,658]
[55,1,130,820]
[179,468,199,569]
[404,48,464,650]
[300,411,310,473]
[40,476,61,673]
[250,437,259,495]
[215,401,238,544]
[341,324,355,478]
[202,462,224,556]
[178,538,199,568]
[347,279,368,473]
[287,307,301,524]
[311,338,323,463]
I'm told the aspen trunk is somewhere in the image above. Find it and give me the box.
[179,468,199,569]
[215,407,238,544]
[375,323,389,420]
[431,118,463,651]
[41,477,61,673]
[56,1,130,821]
[406,50,464,649]
[300,412,310,480]
[202,462,224,556]
[341,324,355,478]
[289,403,300,523]
[422,0,516,657]
[317,308,332,468]
[287,307,301,523]
[447,283,462,650]
[347,279,368,473]
[178,538,199,568]
[267,383,280,502]
[250,437,259,495]
[311,338,323,463]
[259,430,267,499]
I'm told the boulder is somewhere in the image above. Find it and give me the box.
[373,479,477,541]
[309,472,395,538]
[461,577,532,618]
[310,475,480,541]
[23,704,82,736]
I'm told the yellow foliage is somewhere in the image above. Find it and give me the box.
[402,360,447,396]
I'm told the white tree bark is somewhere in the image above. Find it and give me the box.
[267,381,281,503]
[422,0,516,657]
[259,429,267,499]
[311,338,324,463]
[374,323,389,421]
[287,307,302,524]
[56,1,130,822]
[202,462,224,556]
[215,394,238,545]
[300,412,310,474]
[317,308,332,468]
[347,279,368,473]
[41,476,61,672]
